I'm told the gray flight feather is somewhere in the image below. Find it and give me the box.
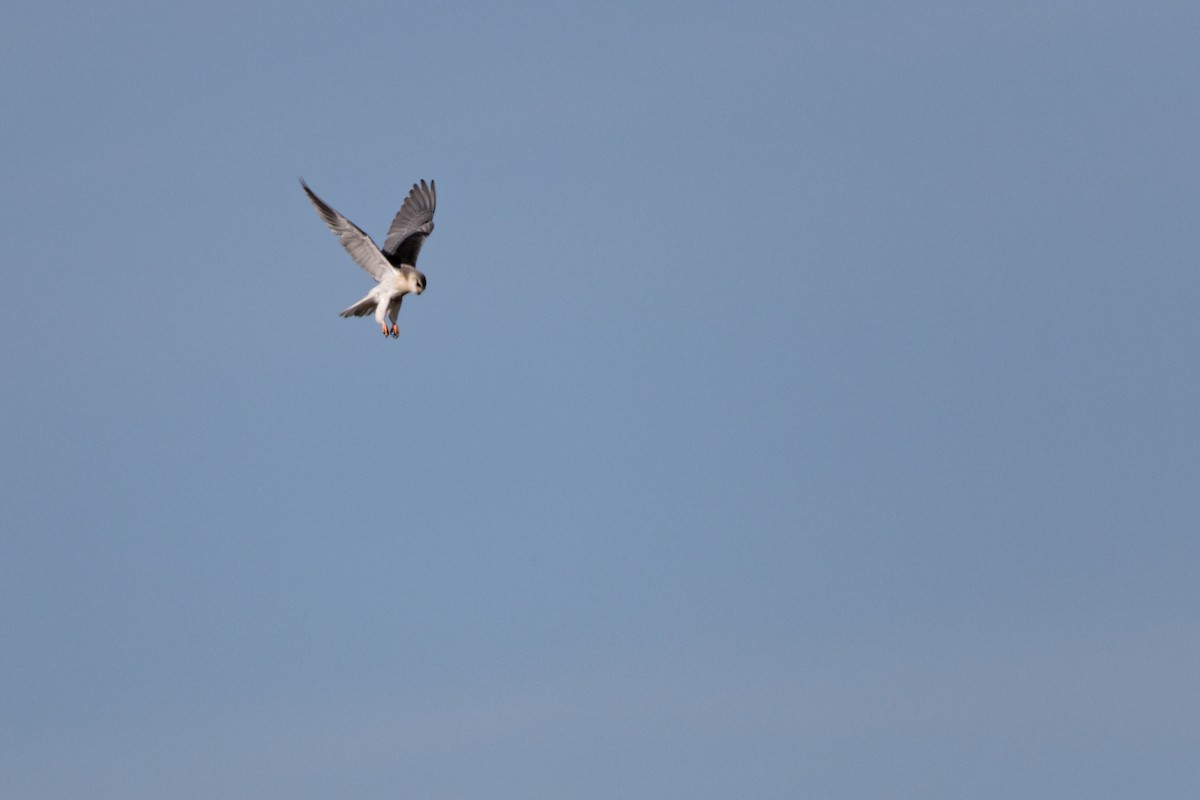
[300,179,394,281]
[383,179,437,268]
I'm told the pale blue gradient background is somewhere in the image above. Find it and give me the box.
[3,2,1199,798]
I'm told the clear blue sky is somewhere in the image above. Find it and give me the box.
[3,2,1198,797]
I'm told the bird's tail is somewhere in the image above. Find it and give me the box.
[338,295,377,318]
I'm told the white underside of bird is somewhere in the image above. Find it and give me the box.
[339,269,425,338]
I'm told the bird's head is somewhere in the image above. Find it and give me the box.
[399,266,426,296]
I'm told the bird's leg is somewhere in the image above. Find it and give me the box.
[381,323,389,336]
[386,298,402,339]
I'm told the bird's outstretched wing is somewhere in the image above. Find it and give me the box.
[383,179,436,267]
[301,179,393,282]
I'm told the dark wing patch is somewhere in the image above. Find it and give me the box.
[382,179,436,267]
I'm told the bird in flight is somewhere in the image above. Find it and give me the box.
[301,178,436,338]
